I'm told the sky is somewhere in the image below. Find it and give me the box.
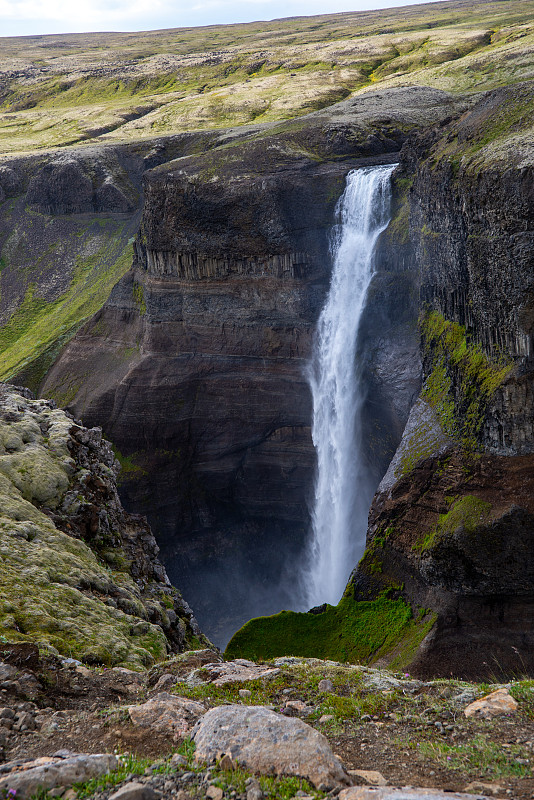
[1,0,446,38]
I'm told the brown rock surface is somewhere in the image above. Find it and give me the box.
[464,689,519,719]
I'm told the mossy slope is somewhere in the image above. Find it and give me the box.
[0,1,533,153]
[225,593,434,670]
[0,385,206,668]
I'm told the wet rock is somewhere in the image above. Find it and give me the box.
[192,704,349,789]
[0,753,117,799]
[464,688,518,718]
[128,692,206,738]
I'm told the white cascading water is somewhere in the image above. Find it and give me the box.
[304,164,396,607]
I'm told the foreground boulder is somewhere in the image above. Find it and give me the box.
[339,789,495,800]
[0,753,117,799]
[192,704,350,790]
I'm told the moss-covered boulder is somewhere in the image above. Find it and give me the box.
[0,384,209,669]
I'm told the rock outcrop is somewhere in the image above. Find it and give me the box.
[0,383,207,668]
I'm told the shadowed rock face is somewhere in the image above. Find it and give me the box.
[350,85,534,679]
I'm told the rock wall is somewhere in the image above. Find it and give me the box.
[349,83,534,679]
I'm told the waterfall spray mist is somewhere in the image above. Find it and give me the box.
[304,164,396,607]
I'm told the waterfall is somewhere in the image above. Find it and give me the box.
[304,164,396,607]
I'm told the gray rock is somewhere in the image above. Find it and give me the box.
[192,705,349,789]
[339,789,493,800]
[0,753,117,799]
[318,679,334,693]
[128,692,206,738]
[109,781,162,800]
[246,778,263,800]
[0,664,18,682]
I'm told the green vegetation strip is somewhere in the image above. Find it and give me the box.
[0,241,133,384]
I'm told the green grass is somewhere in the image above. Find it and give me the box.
[414,734,532,779]
[225,593,422,665]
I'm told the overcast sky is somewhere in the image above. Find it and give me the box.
[1,0,445,38]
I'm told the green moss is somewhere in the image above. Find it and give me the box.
[225,593,416,664]
[414,494,492,552]
[420,310,513,450]
[0,241,133,384]
[132,281,147,315]
[112,447,148,483]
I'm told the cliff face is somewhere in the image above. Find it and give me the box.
[352,83,534,678]
[0,384,207,669]
[41,87,454,643]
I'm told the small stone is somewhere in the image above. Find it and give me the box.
[463,782,503,796]
[246,777,263,800]
[239,689,252,699]
[283,700,313,717]
[348,770,388,786]
[464,688,518,719]
[219,754,235,770]
[318,679,334,693]
[206,786,223,800]
[109,782,161,800]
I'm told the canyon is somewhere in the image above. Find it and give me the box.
[0,0,533,673]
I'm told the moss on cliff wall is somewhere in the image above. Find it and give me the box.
[0,385,205,668]
[224,592,433,669]
[420,310,513,451]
